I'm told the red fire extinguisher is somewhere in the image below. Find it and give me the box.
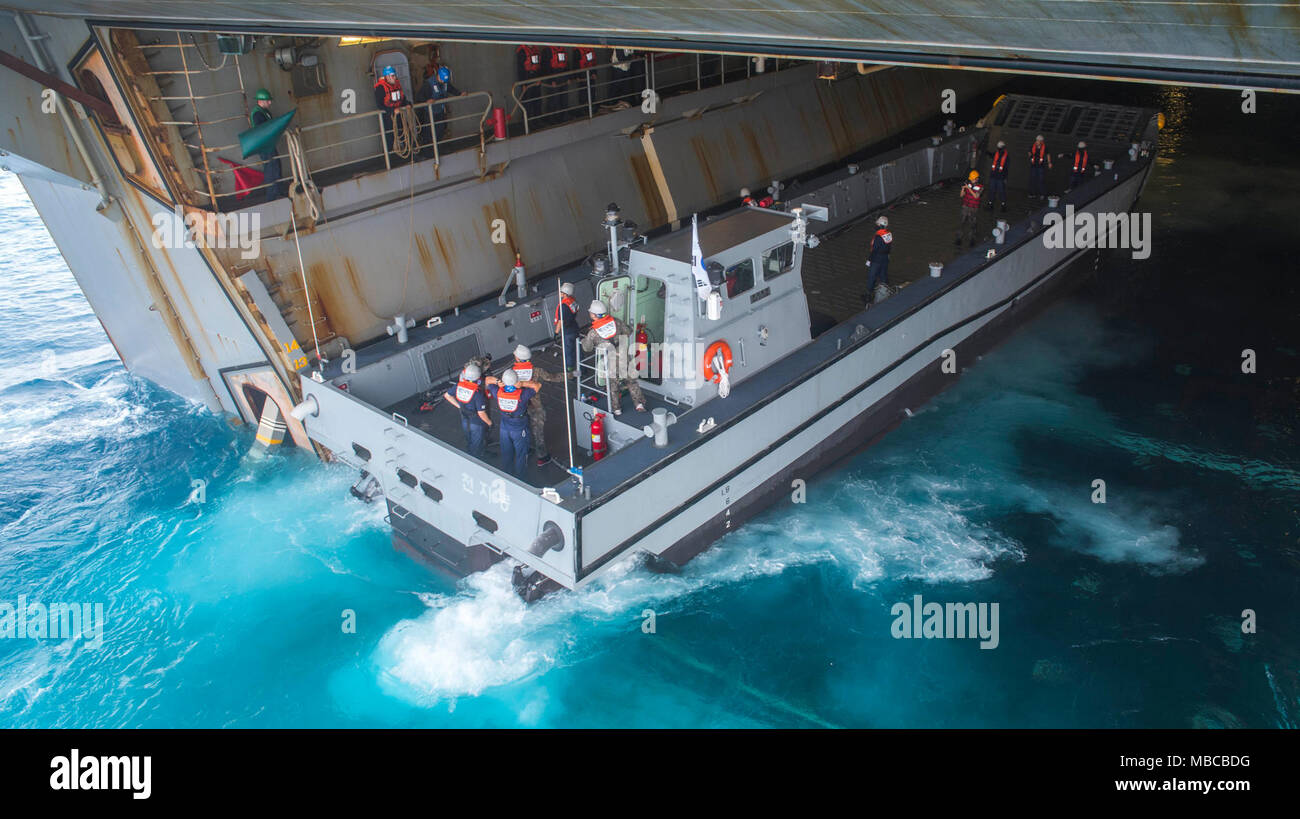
[590,412,606,461]
[634,321,649,377]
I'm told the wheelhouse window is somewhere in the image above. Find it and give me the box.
[724,258,755,299]
[762,242,794,280]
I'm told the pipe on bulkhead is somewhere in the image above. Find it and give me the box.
[12,13,111,212]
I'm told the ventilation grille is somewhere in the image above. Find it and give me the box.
[422,335,482,384]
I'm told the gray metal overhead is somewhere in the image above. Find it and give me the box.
[3,1,1299,89]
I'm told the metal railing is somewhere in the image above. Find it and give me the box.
[196,91,495,206]
[509,52,785,135]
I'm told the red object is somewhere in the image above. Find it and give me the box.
[492,107,507,140]
[960,182,983,208]
[634,323,649,375]
[517,45,542,74]
[590,412,606,461]
[217,157,264,200]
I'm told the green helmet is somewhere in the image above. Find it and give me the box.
[255,88,272,102]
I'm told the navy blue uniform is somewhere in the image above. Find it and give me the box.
[417,77,461,142]
[987,147,1009,209]
[866,227,892,293]
[488,384,536,479]
[554,294,582,373]
[446,379,489,458]
[249,106,286,202]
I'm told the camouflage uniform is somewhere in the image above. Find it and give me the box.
[512,360,566,459]
[580,317,646,415]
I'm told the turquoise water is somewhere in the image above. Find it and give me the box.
[0,83,1296,728]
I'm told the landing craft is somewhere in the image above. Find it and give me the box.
[295,94,1160,599]
[0,14,1159,598]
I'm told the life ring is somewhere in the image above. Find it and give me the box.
[702,340,732,383]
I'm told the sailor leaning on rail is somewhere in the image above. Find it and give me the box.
[581,299,646,416]
[483,368,543,479]
[509,344,568,467]
[443,362,492,458]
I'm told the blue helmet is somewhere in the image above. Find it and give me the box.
[381,65,396,77]
[437,66,451,83]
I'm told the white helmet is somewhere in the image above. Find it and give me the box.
[589,299,607,316]
[1034,134,1045,142]
[461,363,482,381]
[739,187,751,198]
[500,369,519,387]
[875,216,888,227]
[996,140,1005,148]
[1078,140,1086,148]
[559,281,574,296]
[514,344,531,360]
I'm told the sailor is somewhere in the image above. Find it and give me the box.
[553,281,582,374]
[248,88,287,203]
[511,344,568,466]
[515,44,545,124]
[955,170,984,247]
[986,140,1010,212]
[1068,141,1089,190]
[416,64,462,146]
[1027,134,1052,199]
[373,65,410,153]
[581,299,646,416]
[442,362,492,458]
[740,187,755,207]
[485,369,541,479]
[864,215,892,302]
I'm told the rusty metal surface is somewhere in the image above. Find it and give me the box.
[240,65,999,347]
[3,2,1298,84]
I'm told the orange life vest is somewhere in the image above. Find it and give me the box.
[555,294,577,323]
[549,48,569,71]
[873,227,893,252]
[512,361,534,382]
[592,315,618,341]
[961,182,983,208]
[991,148,1008,173]
[1029,142,1048,166]
[518,45,542,74]
[454,379,480,404]
[1072,150,1088,172]
[496,386,523,413]
[578,48,598,68]
[375,77,405,108]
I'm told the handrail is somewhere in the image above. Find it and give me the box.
[507,51,766,136]
[197,91,494,206]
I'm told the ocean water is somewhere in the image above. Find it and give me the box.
[0,83,1296,728]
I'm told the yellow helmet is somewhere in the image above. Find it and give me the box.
[968,170,979,181]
